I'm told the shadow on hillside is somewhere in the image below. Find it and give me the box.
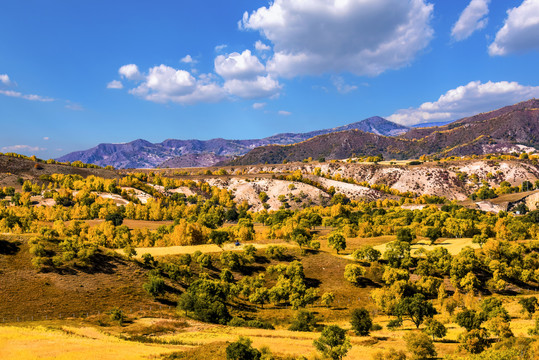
[78,253,122,275]
[0,239,20,255]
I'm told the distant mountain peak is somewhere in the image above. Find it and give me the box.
[57,116,407,169]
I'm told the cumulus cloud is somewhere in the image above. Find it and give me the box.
[1,145,46,153]
[278,110,291,116]
[224,75,281,99]
[126,64,226,104]
[388,80,539,125]
[253,102,266,109]
[0,74,11,85]
[119,64,142,80]
[215,50,266,80]
[0,89,54,102]
[451,0,490,41]
[215,50,281,98]
[255,40,271,51]
[181,55,196,64]
[43,137,49,141]
[107,80,123,89]
[240,0,434,77]
[489,0,539,56]
[331,76,358,94]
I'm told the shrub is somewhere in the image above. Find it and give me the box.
[459,328,490,354]
[289,310,318,332]
[109,307,126,325]
[143,275,166,297]
[226,337,261,360]
[351,308,372,336]
[404,331,437,360]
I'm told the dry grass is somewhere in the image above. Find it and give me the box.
[0,325,183,360]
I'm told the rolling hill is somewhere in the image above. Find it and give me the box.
[230,99,539,165]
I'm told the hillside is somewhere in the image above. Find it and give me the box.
[231,99,539,165]
[0,154,118,188]
[56,117,408,169]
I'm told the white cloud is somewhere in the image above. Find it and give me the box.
[1,145,46,153]
[255,40,271,51]
[0,89,54,102]
[489,0,539,56]
[122,64,226,105]
[278,110,291,116]
[253,102,266,109]
[43,137,49,141]
[451,0,490,41]
[0,74,11,86]
[107,80,123,89]
[331,76,358,94]
[224,75,281,99]
[241,0,434,77]
[119,64,142,80]
[181,55,196,64]
[215,50,266,80]
[215,50,282,99]
[388,80,539,125]
[215,44,228,52]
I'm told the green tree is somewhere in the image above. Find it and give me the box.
[313,325,351,360]
[404,331,437,360]
[321,292,335,308]
[519,296,538,319]
[459,329,489,354]
[456,309,486,331]
[395,294,436,329]
[289,310,318,332]
[396,227,414,243]
[143,275,166,298]
[344,264,365,286]
[328,232,346,254]
[226,337,261,360]
[423,318,447,341]
[351,308,372,336]
[209,230,229,249]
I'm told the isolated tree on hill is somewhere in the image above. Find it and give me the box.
[321,292,335,308]
[328,232,346,254]
[424,318,447,341]
[351,308,372,336]
[313,325,351,360]
[344,264,365,286]
[395,294,436,329]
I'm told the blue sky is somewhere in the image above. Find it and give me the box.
[1,0,539,159]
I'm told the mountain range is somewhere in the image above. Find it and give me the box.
[58,99,539,168]
[230,99,539,165]
[57,116,409,168]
